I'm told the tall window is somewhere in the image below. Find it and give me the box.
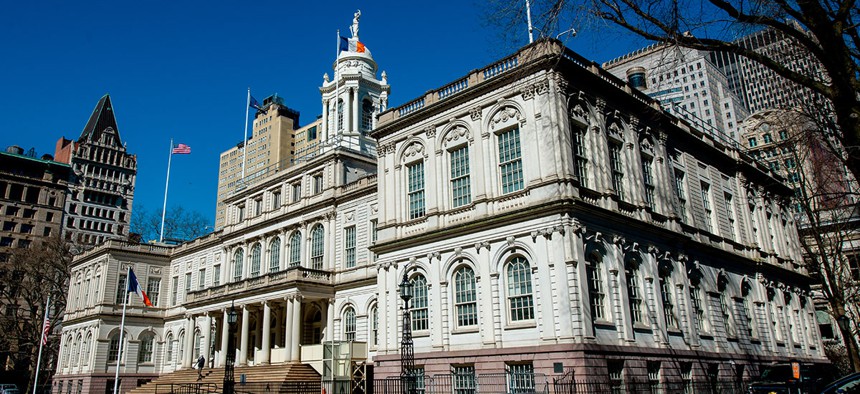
[291,182,302,202]
[146,278,160,307]
[507,363,535,394]
[659,274,677,328]
[450,146,471,207]
[454,266,478,327]
[165,334,174,363]
[138,334,154,363]
[115,274,127,305]
[213,265,221,286]
[681,362,693,394]
[573,127,589,187]
[743,284,758,338]
[344,226,356,268]
[343,307,356,341]
[232,249,244,282]
[626,265,643,324]
[586,253,606,321]
[498,127,524,194]
[608,361,624,394]
[272,191,281,209]
[310,225,325,270]
[725,193,736,239]
[647,361,661,394]
[370,219,378,261]
[250,243,262,277]
[289,232,302,267]
[609,143,624,200]
[411,275,429,331]
[407,162,426,219]
[184,273,191,300]
[170,276,178,306]
[361,100,374,132]
[108,333,122,362]
[313,174,323,194]
[197,268,205,290]
[80,335,91,366]
[336,99,344,131]
[453,365,476,394]
[506,257,534,322]
[701,182,714,232]
[269,238,281,273]
[674,170,687,221]
[642,158,655,210]
[370,305,378,346]
[720,291,736,336]
[691,285,707,332]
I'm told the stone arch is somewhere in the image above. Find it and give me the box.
[484,100,527,132]
[397,137,427,164]
[438,120,473,152]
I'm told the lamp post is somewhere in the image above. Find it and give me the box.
[223,302,238,394]
[399,272,415,394]
[837,314,860,372]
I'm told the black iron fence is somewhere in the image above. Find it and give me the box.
[154,381,320,394]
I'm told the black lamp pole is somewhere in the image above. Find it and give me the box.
[224,302,238,394]
[399,272,415,394]
[837,314,860,372]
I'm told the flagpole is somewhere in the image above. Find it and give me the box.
[113,267,130,394]
[526,0,534,43]
[159,139,173,243]
[333,29,340,142]
[32,295,50,394]
[241,87,250,180]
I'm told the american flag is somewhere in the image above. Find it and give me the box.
[41,314,51,345]
[172,143,191,155]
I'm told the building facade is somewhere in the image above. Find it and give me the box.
[215,95,301,229]
[52,33,826,394]
[54,94,137,250]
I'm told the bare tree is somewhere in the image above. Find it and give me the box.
[500,0,860,190]
[130,204,211,243]
[0,235,72,392]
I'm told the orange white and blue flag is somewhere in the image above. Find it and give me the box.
[128,268,153,307]
[339,36,366,53]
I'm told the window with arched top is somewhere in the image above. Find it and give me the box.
[625,258,643,325]
[609,141,625,201]
[165,333,174,364]
[506,256,534,322]
[742,281,758,338]
[289,232,301,268]
[343,307,356,341]
[454,266,478,328]
[250,243,262,277]
[108,332,123,363]
[361,99,374,132]
[498,127,524,194]
[269,238,281,273]
[573,126,589,188]
[337,99,344,131]
[310,225,325,270]
[370,305,378,347]
[586,252,606,322]
[232,249,244,282]
[138,332,154,363]
[659,267,676,328]
[80,333,91,367]
[411,275,429,331]
[70,335,80,367]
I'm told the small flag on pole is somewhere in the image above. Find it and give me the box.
[250,96,263,111]
[339,36,366,53]
[41,310,51,345]
[172,143,191,155]
[128,268,153,307]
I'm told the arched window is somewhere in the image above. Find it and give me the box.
[411,275,429,331]
[61,336,70,368]
[370,305,378,346]
[177,331,185,363]
[337,99,344,131]
[165,333,174,364]
[138,332,154,363]
[250,243,262,277]
[506,256,534,322]
[407,161,426,219]
[269,238,281,273]
[573,126,589,187]
[193,329,202,359]
[80,333,91,366]
[310,225,325,270]
[659,268,677,328]
[609,141,625,200]
[626,258,643,325]
[450,145,471,207]
[586,252,606,321]
[108,332,123,363]
[454,266,478,327]
[289,232,301,268]
[343,307,356,341]
[361,99,374,132]
[232,249,244,282]
[70,335,80,367]
[498,127,524,194]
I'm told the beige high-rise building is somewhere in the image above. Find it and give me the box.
[214,94,300,229]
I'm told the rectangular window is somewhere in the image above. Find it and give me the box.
[291,182,302,202]
[609,143,624,200]
[681,362,693,394]
[573,127,589,188]
[647,361,660,394]
[313,174,323,194]
[660,276,676,328]
[198,268,205,290]
[237,205,245,222]
[170,276,178,306]
[344,226,356,268]
[748,137,757,147]
[691,286,706,332]
[184,273,191,301]
[848,255,860,281]
[507,363,535,394]
[763,133,773,143]
[724,193,736,239]
[254,199,262,216]
[272,191,281,209]
[452,365,476,394]
[146,278,160,307]
[407,162,426,219]
[498,127,524,194]
[608,361,624,394]
[370,219,378,261]
[626,270,642,324]
[450,146,471,207]
[588,262,605,320]
[642,158,655,210]
[213,265,221,286]
[701,182,713,232]
[115,274,127,305]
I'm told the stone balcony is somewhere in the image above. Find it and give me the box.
[187,266,333,304]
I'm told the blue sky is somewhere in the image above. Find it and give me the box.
[0,1,649,227]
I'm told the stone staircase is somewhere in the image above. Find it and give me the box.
[127,363,320,394]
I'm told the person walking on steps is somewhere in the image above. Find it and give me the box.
[196,355,205,380]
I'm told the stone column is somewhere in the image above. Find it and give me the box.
[181,316,194,368]
[290,298,301,361]
[322,99,329,141]
[260,301,272,364]
[202,314,212,361]
[239,305,250,366]
[284,297,294,362]
[219,310,229,367]
[325,299,334,342]
[353,87,360,133]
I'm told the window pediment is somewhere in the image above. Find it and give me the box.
[490,106,523,130]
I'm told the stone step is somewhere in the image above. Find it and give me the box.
[127,363,320,394]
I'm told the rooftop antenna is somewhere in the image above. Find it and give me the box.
[526,0,535,43]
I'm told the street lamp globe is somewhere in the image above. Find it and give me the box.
[399,272,413,304]
[228,303,238,325]
[837,314,851,332]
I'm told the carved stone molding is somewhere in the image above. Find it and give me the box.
[425,126,436,139]
[444,125,470,145]
[470,107,482,121]
[474,241,490,252]
[403,141,425,159]
[490,107,522,130]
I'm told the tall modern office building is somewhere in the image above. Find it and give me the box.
[604,45,749,143]
[54,94,137,250]
[214,95,300,229]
